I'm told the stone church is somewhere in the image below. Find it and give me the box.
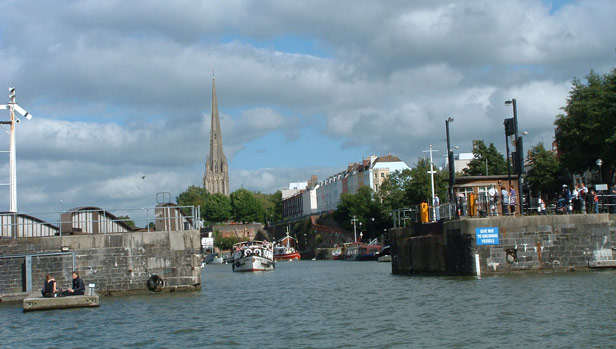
[203,77,230,195]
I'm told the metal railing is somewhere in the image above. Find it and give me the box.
[0,205,201,239]
[390,194,615,228]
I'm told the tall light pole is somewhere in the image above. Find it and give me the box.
[445,117,455,204]
[0,87,34,212]
[505,98,523,215]
[504,118,514,188]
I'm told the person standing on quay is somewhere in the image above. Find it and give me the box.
[509,187,516,216]
[501,186,509,215]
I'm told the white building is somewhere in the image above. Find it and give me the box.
[314,154,410,214]
[281,182,308,200]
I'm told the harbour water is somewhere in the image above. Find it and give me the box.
[1,261,615,348]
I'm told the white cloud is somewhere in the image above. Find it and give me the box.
[0,0,614,215]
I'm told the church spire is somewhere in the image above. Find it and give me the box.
[203,76,230,195]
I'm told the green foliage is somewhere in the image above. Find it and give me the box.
[405,158,449,205]
[203,193,231,223]
[176,185,209,217]
[213,230,239,251]
[555,69,616,186]
[376,169,413,210]
[526,143,569,198]
[334,186,388,241]
[177,185,282,225]
[230,188,263,223]
[253,191,283,224]
[176,185,209,207]
[117,215,136,229]
[463,140,507,176]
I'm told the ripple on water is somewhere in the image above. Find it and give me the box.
[2,263,616,347]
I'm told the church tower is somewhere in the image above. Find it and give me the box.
[203,77,230,195]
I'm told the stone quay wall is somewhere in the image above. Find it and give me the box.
[391,214,615,275]
[0,230,202,299]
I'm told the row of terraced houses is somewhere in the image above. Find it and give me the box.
[281,154,410,220]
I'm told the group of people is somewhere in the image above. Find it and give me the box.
[41,271,85,298]
[487,185,517,216]
[558,182,606,214]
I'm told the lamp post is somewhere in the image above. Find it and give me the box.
[505,98,523,215]
[0,87,34,212]
[445,117,455,204]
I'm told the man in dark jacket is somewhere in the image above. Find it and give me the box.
[61,271,85,296]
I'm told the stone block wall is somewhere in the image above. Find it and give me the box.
[0,230,201,296]
[391,214,614,275]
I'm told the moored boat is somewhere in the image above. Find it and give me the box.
[332,247,342,260]
[231,240,275,272]
[376,245,391,262]
[274,229,301,261]
[340,241,381,261]
[203,253,226,265]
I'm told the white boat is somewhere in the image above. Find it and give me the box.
[231,241,275,272]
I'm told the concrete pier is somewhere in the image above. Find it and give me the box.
[1,229,202,301]
[391,213,615,275]
[23,293,99,312]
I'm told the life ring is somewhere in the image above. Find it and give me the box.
[146,274,165,292]
[254,249,261,256]
[244,249,252,257]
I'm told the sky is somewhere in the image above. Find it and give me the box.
[0,0,615,222]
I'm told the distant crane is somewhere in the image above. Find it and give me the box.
[0,87,34,212]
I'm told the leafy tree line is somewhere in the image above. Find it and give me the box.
[176,186,282,225]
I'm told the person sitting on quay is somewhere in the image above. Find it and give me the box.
[61,271,85,297]
[41,273,60,298]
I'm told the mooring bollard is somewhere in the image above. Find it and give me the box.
[88,283,96,295]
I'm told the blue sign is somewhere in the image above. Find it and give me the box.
[476,227,500,245]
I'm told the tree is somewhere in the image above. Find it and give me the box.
[405,158,449,205]
[203,193,231,223]
[463,140,508,176]
[253,191,282,224]
[334,186,387,241]
[525,143,569,200]
[117,215,136,229]
[176,185,209,216]
[213,230,239,251]
[230,188,263,223]
[376,169,413,210]
[555,69,616,186]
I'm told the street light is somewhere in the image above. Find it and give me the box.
[445,117,455,204]
[505,98,523,216]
